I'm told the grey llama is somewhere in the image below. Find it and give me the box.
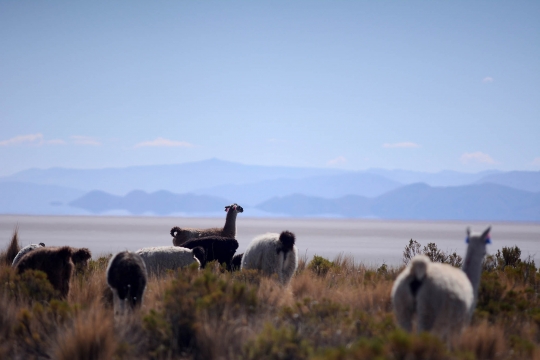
[136,245,205,276]
[391,226,491,339]
[241,231,298,285]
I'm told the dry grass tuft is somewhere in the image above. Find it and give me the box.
[0,227,20,265]
[457,320,507,359]
[54,308,117,360]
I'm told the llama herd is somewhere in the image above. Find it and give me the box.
[9,202,491,340]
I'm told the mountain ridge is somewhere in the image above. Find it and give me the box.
[63,182,540,222]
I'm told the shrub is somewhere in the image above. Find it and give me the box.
[13,300,73,358]
[308,255,334,276]
[314,331,448,360]
[0,296,17,358]
[0,267,57,303]
[143,309,173,358]
[402,239,462,267]
[402,239,422,265]
[244,323,312,360]
[144,264,258,356]
[377,263,388,275]
[496,246,521,269]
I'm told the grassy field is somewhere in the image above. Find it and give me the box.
[1,232,539,359]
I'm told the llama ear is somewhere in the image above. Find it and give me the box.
[482,226,492,244]
[466,227,471,237]
[465,237,469,244]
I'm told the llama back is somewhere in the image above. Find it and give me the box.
[136,246,200,276]
[107,251,148,315]
[242,231,298,285]
[171,227,222,246]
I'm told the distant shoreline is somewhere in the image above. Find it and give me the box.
[1,215,539,266]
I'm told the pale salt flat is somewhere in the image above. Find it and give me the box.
[0,215,539,266]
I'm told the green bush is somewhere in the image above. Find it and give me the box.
[308,255,334,276]
[402,239,462,267]
[314,331,448,360]
[476,253,540,324]
[244,323,312,360]
[13,300,73,358]
[143,309,173,358]
[0,267,57,303]
[497,246,521,269]
[144,264,258,356]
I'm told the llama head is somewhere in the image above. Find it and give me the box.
[72,248,92,270]
[225,203,244,213]
[466,226,491,244]
[465,226,491,257]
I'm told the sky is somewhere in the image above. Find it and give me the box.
[1,1,539,176]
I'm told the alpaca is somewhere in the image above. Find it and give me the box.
[170,203,243,246]
[107,251,148,316]
[180,236,239,270]
[12,243,45,267]
[71,247,92,273]
[136,246,205,276]
[391,226,491,338]
[241,231,298,285]
[231,253,243,271]
[15,246,75,298]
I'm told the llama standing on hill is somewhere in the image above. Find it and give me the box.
[12,243,45,267]
[136,246,205,276]
[391,226,491,338]
[241,231,298,285]
[107,251,148,316]
[170,203,243,246]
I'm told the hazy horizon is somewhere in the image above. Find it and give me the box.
[1,157,511,177]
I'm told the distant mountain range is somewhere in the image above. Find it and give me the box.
[70,190,229,215]
[257,183,540,222]
[0,182,88,215]
[0,159,539,221]
[475,171,540,193]
[0,158,346,195]
[192,172,403,205]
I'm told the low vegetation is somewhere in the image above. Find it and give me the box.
[1,231,539,359]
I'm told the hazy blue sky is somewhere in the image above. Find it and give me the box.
[1,1,539,176]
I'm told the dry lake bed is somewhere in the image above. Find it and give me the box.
[1,215,539,266]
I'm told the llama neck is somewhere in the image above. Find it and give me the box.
[462,246,484,300]
[223,210,237,237]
